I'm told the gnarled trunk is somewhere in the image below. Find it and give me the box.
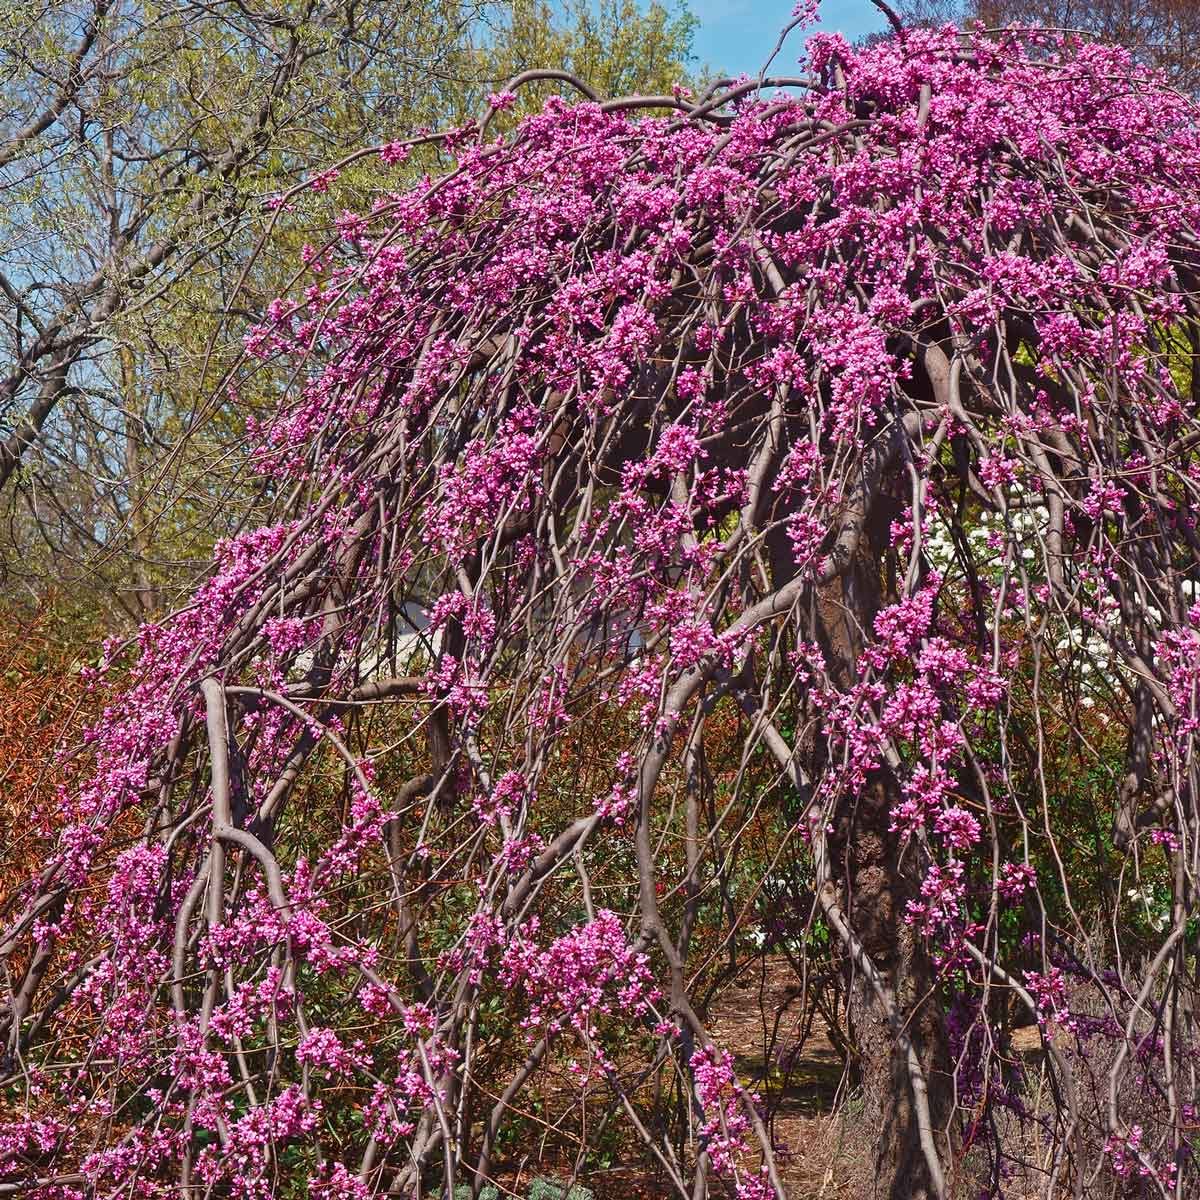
[836,772,952,1200]
[806,493,953,1199]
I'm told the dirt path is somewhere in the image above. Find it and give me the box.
[503,957,867,1199]
[704,958,865,1198]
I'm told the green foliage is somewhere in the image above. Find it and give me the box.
[527,1177,594,1200]
[479,0,696,109]
[454,1185,500,1200]
[0,0,700,633]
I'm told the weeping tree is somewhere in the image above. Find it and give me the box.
[2,11,1200,1200]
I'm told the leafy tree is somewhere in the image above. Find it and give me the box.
[481,0,697,109]
[3,14,1198,1200]
[0,0,697,626]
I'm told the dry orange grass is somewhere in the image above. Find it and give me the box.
[0,604,95,906]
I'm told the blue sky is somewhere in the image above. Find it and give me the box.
[690,1,888,77]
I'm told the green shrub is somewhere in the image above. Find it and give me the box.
[527,1177,593,1200]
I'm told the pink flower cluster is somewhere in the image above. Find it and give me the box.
[500,911,660,1038]
[691,1045,773,1200]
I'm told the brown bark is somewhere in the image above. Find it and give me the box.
[835,772,952,1200]
[811,489,953,1199]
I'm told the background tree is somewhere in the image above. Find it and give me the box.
[0,0,697,627]
[896,0,1200,91]
[483,0,697,109]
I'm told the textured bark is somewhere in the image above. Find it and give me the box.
[812,489,953,1200]
[838,773,952,1200]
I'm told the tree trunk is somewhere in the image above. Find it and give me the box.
[805,495,953,1199]
[836,772,952,1200]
